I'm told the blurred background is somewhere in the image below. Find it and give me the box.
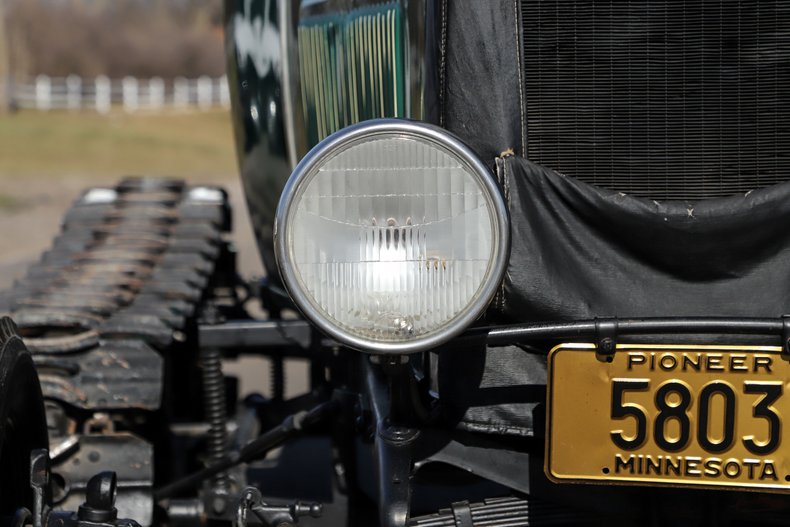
[0,0,283,394]
[0,0,263,292]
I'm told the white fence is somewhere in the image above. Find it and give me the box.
[11,75,231,113]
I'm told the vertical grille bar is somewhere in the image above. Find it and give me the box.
[298,3,406,147]
[521,1,790,200]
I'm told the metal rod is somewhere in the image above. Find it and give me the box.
[198,320,312,350]
[480,317,785,347]
[153,400,336,500]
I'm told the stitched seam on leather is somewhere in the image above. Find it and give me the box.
[494,156,510,313]
[512,0,527,156]
[457,420,534,437]
[494,157,504,312]
[502,158,511,313]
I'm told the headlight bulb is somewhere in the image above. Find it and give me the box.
[275,119,509,354]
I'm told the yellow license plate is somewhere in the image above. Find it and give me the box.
[546,343,790,492]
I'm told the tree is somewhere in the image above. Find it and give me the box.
[6,0,225,80]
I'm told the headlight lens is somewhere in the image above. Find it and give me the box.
[275,120,509,353]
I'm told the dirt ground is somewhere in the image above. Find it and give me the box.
[0,173,263,288]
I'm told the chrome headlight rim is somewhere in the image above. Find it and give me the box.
[274,118,510,354]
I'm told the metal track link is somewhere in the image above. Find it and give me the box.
[0,177,230,411]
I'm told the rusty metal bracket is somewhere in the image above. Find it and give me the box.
[235,487,321,527]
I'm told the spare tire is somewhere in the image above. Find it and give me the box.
[0,317,48,515]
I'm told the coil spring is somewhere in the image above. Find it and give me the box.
[200,346,228,489]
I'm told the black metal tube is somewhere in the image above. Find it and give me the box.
[154,401,336,501]
[270,353,285,401]
[154,425,285,501]
[480,317,785,347]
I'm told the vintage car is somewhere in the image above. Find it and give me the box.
[1,1,789,526]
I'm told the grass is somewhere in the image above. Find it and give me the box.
[0,193,21,210]
[0,109,238,181]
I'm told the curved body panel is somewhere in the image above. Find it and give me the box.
[225,0,293,283]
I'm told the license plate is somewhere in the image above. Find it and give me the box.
[546,343,790,492]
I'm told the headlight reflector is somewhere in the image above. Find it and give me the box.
[275,120,509,353]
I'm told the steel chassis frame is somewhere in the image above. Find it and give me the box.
[198,314,790,527]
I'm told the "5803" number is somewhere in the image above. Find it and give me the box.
[610,380,782,455]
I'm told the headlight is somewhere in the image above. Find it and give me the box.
[275,119,509,353]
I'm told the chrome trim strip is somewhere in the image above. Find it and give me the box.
[405,0,427,121]
[279,0,300,168]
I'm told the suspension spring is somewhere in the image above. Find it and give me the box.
[200,346,229,490]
